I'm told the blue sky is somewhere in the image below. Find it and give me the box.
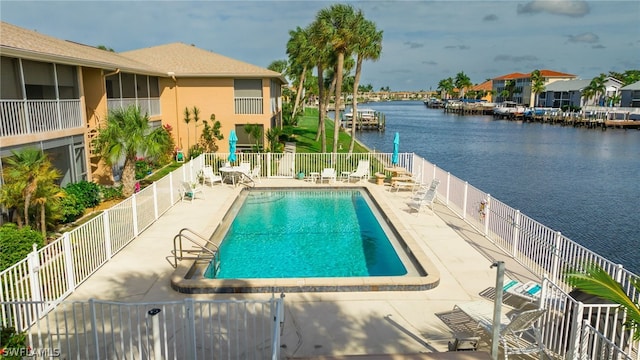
[1,0,638,91]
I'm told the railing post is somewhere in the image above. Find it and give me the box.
[103,211,112,259]
[131,194,139,236]
[27,244,42,304]
[152,182,159,220]
[567,301,584,359]
[579,319,590,360]
[89,299,101,359]
[462,182,468,220]
[184,298,197,360]
[551,231,562,284]
[62,232,76,292]
[483,194,491,236]
[512,210,520,258]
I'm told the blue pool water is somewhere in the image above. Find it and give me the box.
[205,189,408,279]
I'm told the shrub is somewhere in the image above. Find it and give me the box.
[64,181,101,209]
[59,193,84,223]
[0,223,43,272]
[0,325,27,359]
[99,184,123,201]
[135,159,151,180]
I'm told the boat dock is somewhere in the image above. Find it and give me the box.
[342,108,386,131]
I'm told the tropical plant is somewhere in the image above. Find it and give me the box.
[198,114,224,153]
[32,181,64,237]
[565,263,640,340]
[183,107,191,154]
[454,71,472,99]
[583,73,607,106]
[243,124,264,152]
[266,127,284,153]
[607,93,622,107]
[192,106,200,146]
[0,148,61,229]
[286,26,314,119]
[92,105,173,197]
[267,59,287,74]
[530,69,546,107]
[307,20,332,152]
[349,13,382,153]
[0,223,43,272]
[64,180,101,209]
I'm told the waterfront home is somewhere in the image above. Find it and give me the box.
[620,80,640,108]
[538,77,624,108]
[492,70,577,106]
[0,21,285,186]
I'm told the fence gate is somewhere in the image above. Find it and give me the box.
[2,297,284,360]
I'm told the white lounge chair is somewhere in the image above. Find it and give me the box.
[390,171,422,192]
[180,181,204,203]
[320,168,336,183]
[454,301,547,359]
[347,160,370,182]
[408,179,439,212]
[200,166,222,187]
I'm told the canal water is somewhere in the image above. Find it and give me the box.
[349,100,640,274]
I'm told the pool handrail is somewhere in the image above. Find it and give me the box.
[172,228,220,273]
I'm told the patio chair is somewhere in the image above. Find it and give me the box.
[454,301,547,360]
[347,160,370,182]
[320,168,337,183]
[180,181,204,203]
[200,166,222,187]
[390,172,422,192]
[407,179,439,213]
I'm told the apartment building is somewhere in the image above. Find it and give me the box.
[492,69,576,106]
[0,21,285,186]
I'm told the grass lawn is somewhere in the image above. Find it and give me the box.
[292,107,370,153]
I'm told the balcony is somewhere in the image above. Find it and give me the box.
[234,97,263,114]
[107,97,161,117]
[0,99,83,138]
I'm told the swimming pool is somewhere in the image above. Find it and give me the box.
[204,189,407,279]
[171,186,439,293]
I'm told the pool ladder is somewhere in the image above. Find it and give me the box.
[172,228,220,275]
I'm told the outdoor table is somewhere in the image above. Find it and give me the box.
[219,166,245,186]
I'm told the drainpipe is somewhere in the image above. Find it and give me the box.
[168,72,180,150]
[103,68,120,78]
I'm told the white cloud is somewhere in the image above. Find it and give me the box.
[517,0,590,17]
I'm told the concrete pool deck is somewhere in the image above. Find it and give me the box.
[64,178,539,358]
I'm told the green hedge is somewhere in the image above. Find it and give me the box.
[0,224,43,272]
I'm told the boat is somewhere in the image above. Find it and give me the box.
[493,101,527,119]
[424,97,444,108]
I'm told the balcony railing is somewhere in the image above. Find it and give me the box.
[0,99,83,138]
[107,97,161,117]
[234,97,263,114]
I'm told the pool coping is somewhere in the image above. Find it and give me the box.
[171,186,441,293]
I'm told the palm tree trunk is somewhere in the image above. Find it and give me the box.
[292,67,307,118]
[349,57,364,153]
[121,158,137,198]
[333,53,344,154]
[40,202,46,239]
[316,64,327,152]
[23,182,36,227]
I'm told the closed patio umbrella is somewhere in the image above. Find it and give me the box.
[228,130,238,163]
[392,132,400,165]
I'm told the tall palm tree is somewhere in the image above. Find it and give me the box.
[0,148,57,228]
[530,69,546,107]
[308,18,333,153]
[316,3,358,153]
[286,26,314,119]
[437,78,454,99]
[566,263,640,340]
[349,14,382,153]
[454,71,472,99]
[589,73,607,106]
[32,180,64,238]
[93,105,172,197]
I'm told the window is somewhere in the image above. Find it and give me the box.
[1,56,23,99]
[234,79,263,114]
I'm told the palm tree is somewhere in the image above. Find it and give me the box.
[0,148,58,228]
[32,181,64,238]
[437,78,454,100]
[308,18,333,153]
[183,107,191,154]
[93,105,173,197]
[349,14,382,153]
[530,69,545,107]
[316,3,358,153]
[590,74,607,106]
[454,72,472,99]
[565,263,640,340]
[286,26,314,119]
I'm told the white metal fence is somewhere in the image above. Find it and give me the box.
[1,297,283,360]
[1,151,638,359]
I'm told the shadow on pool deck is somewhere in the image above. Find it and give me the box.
[64,178,539,356]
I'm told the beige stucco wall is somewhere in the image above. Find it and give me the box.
[159,77,273,154]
